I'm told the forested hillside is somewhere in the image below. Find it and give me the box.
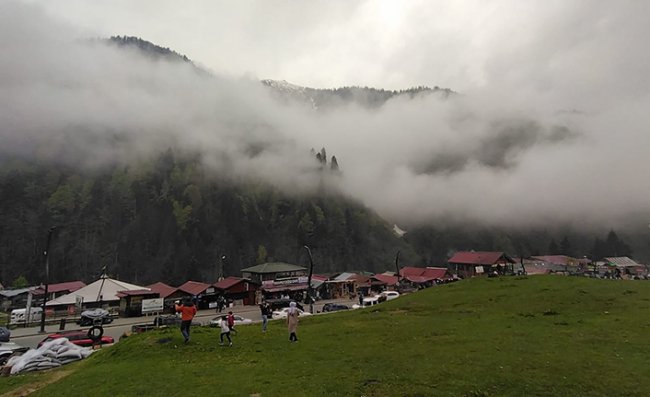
[0,151,417,287]
[0,149,643,288]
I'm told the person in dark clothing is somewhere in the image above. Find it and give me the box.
[260,301,271,332]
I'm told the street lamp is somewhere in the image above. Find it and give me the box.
[219,255,226,281]
[303,245,315,313]
[39,227,56,333]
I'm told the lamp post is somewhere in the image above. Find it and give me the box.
[219,255,226,281]
[394,250,401,291]
[39,227,56,333]
[303,245,315,313]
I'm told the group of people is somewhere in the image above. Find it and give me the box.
[258,301,299,341]
[173,299,301,345]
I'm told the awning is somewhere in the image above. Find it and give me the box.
[262,283,308,293]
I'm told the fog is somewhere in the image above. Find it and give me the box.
[2,1,650,231]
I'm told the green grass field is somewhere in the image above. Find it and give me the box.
[2,276,650,396]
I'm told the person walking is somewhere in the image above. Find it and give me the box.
[217,295,225,313]
[175,299,197,344]
[219,315,232,346]
[260,301,270,332]
[287,301,300,343]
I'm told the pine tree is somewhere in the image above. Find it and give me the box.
[331,156,340,172]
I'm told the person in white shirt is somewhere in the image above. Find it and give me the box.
[219,316,232,346]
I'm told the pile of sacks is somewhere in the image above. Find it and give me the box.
[6,338,93,375]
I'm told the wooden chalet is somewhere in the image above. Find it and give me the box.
[448,251,516,278]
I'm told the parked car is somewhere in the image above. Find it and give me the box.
[0,342,29,365]
[37,330,114,348]
[271,307,312,319]
[380,291,400,301]
[10,307,43,325]
[0,327,11,343]
[265,299,304,312]
[78,308,114,326]
[352,296,380,309]
[208,315,252,327]
[321,303,350,313]
[153,314,182,326]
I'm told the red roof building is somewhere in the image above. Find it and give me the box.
[448,251,515,278]
[147,282,179,299]
[33,281,86,301]
[213,277,258,305]
[399,267,452,284]
[372,274,399,286]
[116,289,160,317]
[177,281,212,296]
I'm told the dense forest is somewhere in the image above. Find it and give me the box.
[0,150,418,288]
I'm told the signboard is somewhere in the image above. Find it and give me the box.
[142,298,164,314]
[475,266,484,274]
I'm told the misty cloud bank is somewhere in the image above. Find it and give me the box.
[1,1,650,231]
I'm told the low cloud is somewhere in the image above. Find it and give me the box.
[2,1,650,232]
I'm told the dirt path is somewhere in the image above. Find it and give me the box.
[1,369,73,397]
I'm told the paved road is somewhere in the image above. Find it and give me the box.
[9,298,355,349]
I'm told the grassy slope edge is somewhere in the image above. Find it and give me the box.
[4,276,650,397]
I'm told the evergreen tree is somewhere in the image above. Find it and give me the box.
[331,156,340,172]
[559,236,572,256]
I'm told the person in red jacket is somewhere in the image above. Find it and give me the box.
[227,311,237,335]
[175,299,198,343]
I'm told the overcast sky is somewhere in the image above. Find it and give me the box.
[3,1,650,231]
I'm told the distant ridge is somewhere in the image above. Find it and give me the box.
[261,79,455,109]
[108,36,194,64]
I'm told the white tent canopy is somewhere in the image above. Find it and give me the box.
[46,276,148,306]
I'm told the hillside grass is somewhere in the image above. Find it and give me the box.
[3,276,650,396]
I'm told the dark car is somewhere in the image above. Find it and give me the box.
[153,315,201,327]
[38,330,114,348]
[153,315,182,326]
[321,303,350,312]
[0,327,10,343]
[265,299,304,312]
[77,309,114,326]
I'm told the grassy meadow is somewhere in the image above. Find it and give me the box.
[2,276,650,396]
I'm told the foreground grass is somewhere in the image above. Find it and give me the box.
[3,276,650,396]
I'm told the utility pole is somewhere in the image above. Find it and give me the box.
[39,227,56,333]
[303,245,315,313]
[395,250,400,280]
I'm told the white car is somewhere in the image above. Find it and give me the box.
[352,296,380,309]
[271,307,312,319]
[208,315,252,327]
[380,291,400,301]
